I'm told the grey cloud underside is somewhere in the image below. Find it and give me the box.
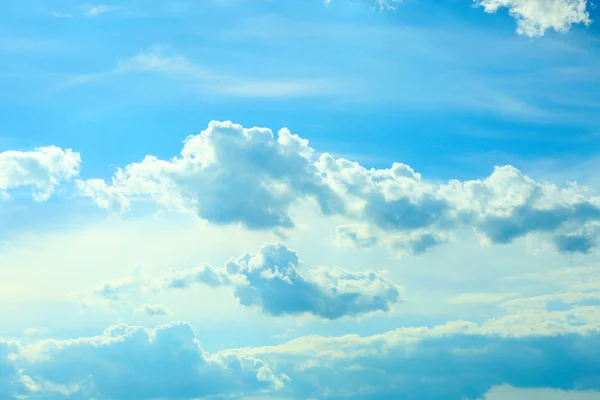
[163,243,402,319]
[77,121,600,255]
[3,313,600,400]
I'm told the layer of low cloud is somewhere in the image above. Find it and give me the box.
[2,304,600,399]
[0,146,80,201]
[475,0,591,37]
[76,121,600,256]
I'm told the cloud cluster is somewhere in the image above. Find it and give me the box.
[164,243,401,319]
[8,322,282,400]
[78,121,600,255]
[0,146,80,201]
[475,0,591,37]
[2,304,600,400]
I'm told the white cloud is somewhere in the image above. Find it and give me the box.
[85,4,118,18]
[77,120,342,229]
[475,0,592,37]
[49,11,74,18]
[2,305,600,399]
[0,146,80,201]
[76,178,130,214]
[78,121,600,256]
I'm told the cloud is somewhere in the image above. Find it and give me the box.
[64,50,342,98]
[49,11,74,18]
[0,146,81,201]
[85,4,118,18]
[3,305,600,399]
[133,303,173,317]
[475,0,592,37]
[221,305,600,400]
[78,121,600,255]
[76,178,131,214]
[166,243,402,319]
[13,322,283,399]
[77,120,343,230]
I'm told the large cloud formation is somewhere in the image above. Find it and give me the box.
[0,146,80,201]
[475,0,591,37]
[78,121,600,255]
[105,243,401,319]
[9,322,283,400]
[3,306,600,400]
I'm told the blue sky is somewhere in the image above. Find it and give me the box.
[2,0,600,399]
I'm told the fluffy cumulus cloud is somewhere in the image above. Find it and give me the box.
[9,322,283,400]
[77,121,342,229]
[475,0,592,37]
[164,243,402,319]
[78,121,600,255]
[0,146,80,201]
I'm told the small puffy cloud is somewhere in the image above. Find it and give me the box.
[133,303,173,317]
[16,322,283,399]
[165,243,402,319]
[76,178,130,214]
[85,4,118,18]
[475,0,592,37]
[0,146,80,201]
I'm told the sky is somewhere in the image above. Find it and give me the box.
[2,0,600,399]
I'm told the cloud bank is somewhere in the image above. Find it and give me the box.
[3,308,599,399]
[77,121,600,256]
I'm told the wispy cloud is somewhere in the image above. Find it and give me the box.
[49,11,74,19]
[61,49,344,99]
[85,4,119,18]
